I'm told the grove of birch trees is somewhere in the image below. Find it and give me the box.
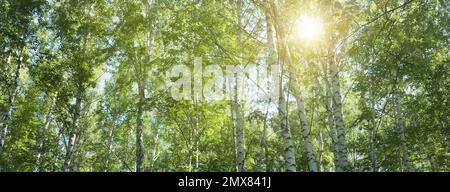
[0,0,449,172]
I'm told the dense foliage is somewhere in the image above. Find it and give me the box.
[0,0,448,172]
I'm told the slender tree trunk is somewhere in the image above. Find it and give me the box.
[262,8,273,173]
[323,62,339,171]
[318,124,324,172]
[313,83,324,172]
[296,97,319,172]
[329,55,350,172]
[279,89,297,172]
[104,117,117,172]
[271,0,318,171]
[228,96,238,171]
[234,84,245,173]
[195,122,200,170]
[393,91,414,172]
[0,50,21,155]
[194,95,200,170]
[235,101,245,172]
[289,74,318,172]
[123,122,131,171]
[235,0,245,172]
[150,126,161,170]
[135,0,156,172]
[188,115,193,171]
[72,131,87,172]
[134,33,146,172]
[444,111,449,155]
[262,104,270,172]
[285,48,318,172]
[63,5,93,171]
[135,79,145,172]
[369,96,379,172]
[266,3,296,172]
[63,88,82,172]
[34,92,58,172]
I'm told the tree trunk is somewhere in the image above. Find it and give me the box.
[288,67,318,172]
[235,0,245,172]
[279,92,297,172]
[284,48,319,172]
[193,95,201,170]
[104,117,117,172]
[270,0,318,171]
[135,79,145,172]
[324,62,339,170]
[369,96,379,172]
[262,104,270,172]
[188,114,193,170]
[195,117,200,170]
[150,126,161,170]
[123,122,131,171]
[329,55,350,172]
[0,50,21,155]
[312,82,324,171]
[63,88,82,172]
[295,96,319,172]
[265,3,296,172]
[34,92,58,172]
[235,101,245,172]
[228,97,238,172]
[444,111,449,155]
[318,124,324,172]
[63,5,93,171]
[394,91,414,172]
[135,0,156,172]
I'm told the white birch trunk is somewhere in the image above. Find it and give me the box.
[269,0,318,171]
[104,117,117,172]
[34,92,58,172]
[135,79,145,172]
[369,96,379,172]
[329,55,350,172]
[63,89,82,172]
[150,126,161,170]
[235,0,245,172]
[324,64,339,170]
[394,91,414,172]
[0,50,21,155]
[285,47,319,172]
[265,2,296,172]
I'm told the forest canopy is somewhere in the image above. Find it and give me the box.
[0,0,449,172]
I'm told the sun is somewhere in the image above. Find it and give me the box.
[297,15,324,42]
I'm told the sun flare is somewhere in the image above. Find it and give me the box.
[297,15,324,42]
